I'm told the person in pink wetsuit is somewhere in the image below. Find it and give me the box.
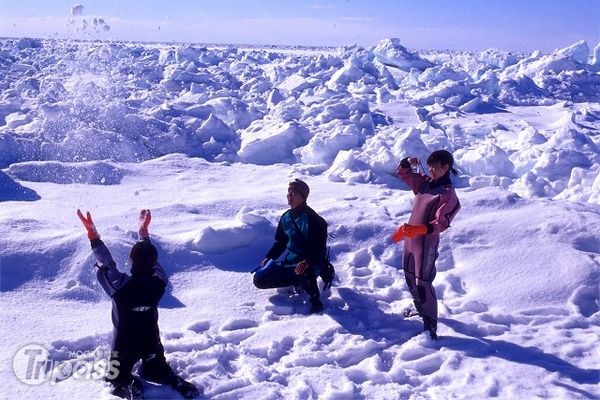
[394,150,461,340]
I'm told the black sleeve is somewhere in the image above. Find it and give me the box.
[307,211,328,267]
[265,217,287,260]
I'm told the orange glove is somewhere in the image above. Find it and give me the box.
[138,209,151,240]
[391,225,406,243]
[77,209,100,240]
[403,224,428,239]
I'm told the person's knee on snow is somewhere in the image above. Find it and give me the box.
[253,272,269,289]
[77,209,201,397]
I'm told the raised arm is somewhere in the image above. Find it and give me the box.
[94,240,129,297]
[138,209,151,240]
[77,209,113,265]
[77,209,129,296]
[137,209,168,285]
[396,157,428,194]
[152,262,168,286]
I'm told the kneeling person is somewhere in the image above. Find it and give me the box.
[254,179,328,313]
[77,209,201,399]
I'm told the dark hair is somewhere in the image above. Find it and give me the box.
[427,150,458,175]
[130,240,158,275]
[288,179,310,199]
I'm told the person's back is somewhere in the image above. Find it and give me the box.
[77,209,200,399]
[111,273,165,352]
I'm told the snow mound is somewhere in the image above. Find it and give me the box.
[372,38,434,71]
[0,37,598,205]
[0,170,40,201]
[239,121,311,165]
[7,160,126,185]
[193,208,273,254]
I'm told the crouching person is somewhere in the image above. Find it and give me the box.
[77,209,200,399]
[253,179,329,314]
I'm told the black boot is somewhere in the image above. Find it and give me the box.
[309,297,324,313]
[111,383,132,399]
[111,377,145,400]
[130,378,145,399]
[164,373,201,399]
[423,316,438,340]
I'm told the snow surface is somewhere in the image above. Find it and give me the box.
[0,36,599,399]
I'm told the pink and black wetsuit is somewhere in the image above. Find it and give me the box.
[397,158,460,330]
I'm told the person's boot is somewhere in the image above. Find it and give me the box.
[423,316,438,340]
[309,297,324,313]
[164,371,201,399]
[130,377,145,399]
[111,383,132,399]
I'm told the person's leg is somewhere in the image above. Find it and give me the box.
[106,349,137,398]
[297,270,323,313]
[254,264,323,313]
[416,279,438,339]
[139,340,173,383]
[418,238,440,339]
[253,264,299,289]
[403,252,422,315]
[140,340,201,399]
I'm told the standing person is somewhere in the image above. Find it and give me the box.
[76,209,200,399]
[253,179,329,314]
[393,150,461,340]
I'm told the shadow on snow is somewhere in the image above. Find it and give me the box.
[441,318,599,387]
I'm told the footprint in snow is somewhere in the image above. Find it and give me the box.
[186,320,211,333]
[220,318,259,331]
[216,318,259,344]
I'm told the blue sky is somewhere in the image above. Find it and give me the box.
[0,0,598,51]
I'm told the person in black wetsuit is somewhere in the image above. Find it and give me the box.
[77,209,200,399]
[253,179,329,313]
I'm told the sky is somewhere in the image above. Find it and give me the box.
[0,0,599,52]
